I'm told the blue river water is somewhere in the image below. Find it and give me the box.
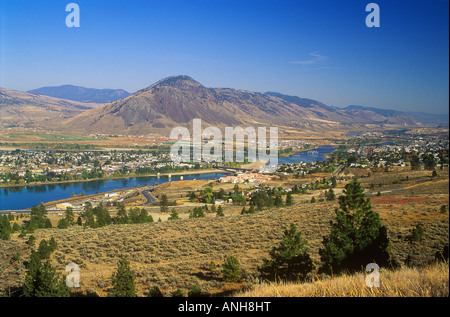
[277,145,335,164]
[0,145,336,211]
[0,173,226,211]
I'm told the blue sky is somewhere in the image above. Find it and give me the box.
[0,0,448,114]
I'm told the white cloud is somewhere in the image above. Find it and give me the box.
[290,51,328,65]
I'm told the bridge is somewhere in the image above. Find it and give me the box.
[212,165,252,173]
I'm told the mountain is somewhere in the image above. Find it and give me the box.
[0,87,97,128]
[28,85,131,104]
[53,75,434,137]
[344,105,449,126]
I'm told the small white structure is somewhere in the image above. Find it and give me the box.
[56,202,73,210]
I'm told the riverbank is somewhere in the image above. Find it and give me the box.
[0,168,227,189]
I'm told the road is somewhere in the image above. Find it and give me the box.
[141,189,157,205]
[328,164,345,180]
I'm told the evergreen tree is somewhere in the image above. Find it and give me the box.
[285,192,294,206]
[274,193,284,207]
[319,178,391,274]
[138,208,153,223]
[216,205,224,217]
[258,223,314,281]
[107,257,136,297]
[160,194,169,212]
[65,207,75,226]
[325,188,336,201]
[115,203,129,224]
[0,215,11,240]
[22,251,70,297]
[168,208,180,221]
[222,255,241,282]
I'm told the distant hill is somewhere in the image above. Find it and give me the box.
[53,75,438,137]
[344,105,449,126]
[0,87,97,128]
[28,85,130,104]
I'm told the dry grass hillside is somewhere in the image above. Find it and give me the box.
[0,169,448,297]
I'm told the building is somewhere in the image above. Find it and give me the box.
[56,202,73,210]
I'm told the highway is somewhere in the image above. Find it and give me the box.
[141,189,157,205]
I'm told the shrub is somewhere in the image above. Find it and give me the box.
[147,286,164,297]
[410,223,425,242]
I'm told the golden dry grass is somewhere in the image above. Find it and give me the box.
[236,262,449,297]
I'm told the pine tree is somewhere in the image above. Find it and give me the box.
[222,255,241,282]
[285,192,294,206]
[160,194,169,212]
[216,205,224,217]
[168,208,180,221]
[319,178,391,274]
[22,251,70,297]
[325,188,336,201]
[107,257,136,297]
[258,223,314,281]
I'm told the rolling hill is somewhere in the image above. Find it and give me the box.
[28,85,131,104]
[0,87,98,128]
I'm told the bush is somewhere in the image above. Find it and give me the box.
[147,286,164,297]
[410,223,425,242]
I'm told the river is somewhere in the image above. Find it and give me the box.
[277,145,335,164]
[0,172,226,211]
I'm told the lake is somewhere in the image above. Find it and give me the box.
[0,172,226,211]
[278,145,336,164]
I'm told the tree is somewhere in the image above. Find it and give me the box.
[160,194,169,212]
[285,192,294,206]
[325,188,336,201]
[422,154,436,170]
[216,205,224,217]
[222,255,241,282]
[107,257,136,297]
[137,208,153,223]
[410,223,425,242]
[0,215,11,240]
[274,193,284,207]
[115,203,129,224]
[64,206,75,226]
[319,178,391,274]
[258,223,314,282]
[168,208,180,221]
[189,207,205,218]
[28,203,52,230]
[410,155,421,170]
[22,251,70,297]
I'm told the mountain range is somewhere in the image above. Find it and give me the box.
[1,75,447,137]
[0,87,97,128]
[28,85,131,104]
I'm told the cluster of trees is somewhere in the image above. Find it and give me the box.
[252,178,392,283]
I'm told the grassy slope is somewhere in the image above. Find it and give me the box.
[0,169,448,297]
